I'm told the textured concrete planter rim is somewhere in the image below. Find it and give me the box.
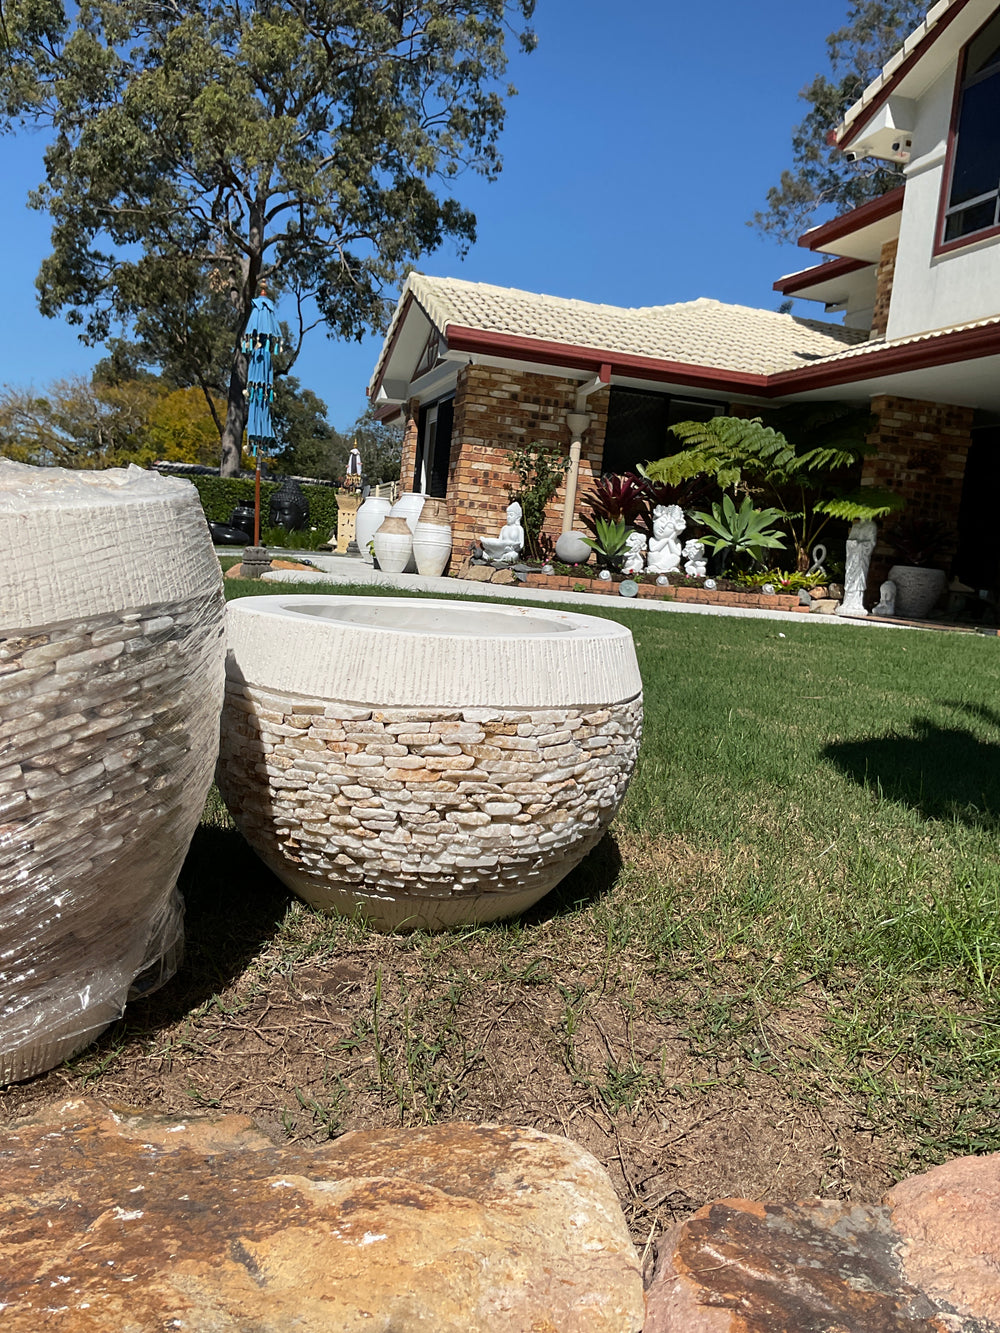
[225,595,641,709]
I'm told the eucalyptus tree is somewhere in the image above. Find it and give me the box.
[753,1,924,241]
[1,0,536,472]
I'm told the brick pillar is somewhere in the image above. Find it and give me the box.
[399,398,421,493]
[870,238,898,339]
[862,394,975,584]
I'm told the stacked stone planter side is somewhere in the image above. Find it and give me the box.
[217,596,643,931]
[0,461,227,1084]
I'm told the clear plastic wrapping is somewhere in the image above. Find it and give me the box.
[0,461,226,1083]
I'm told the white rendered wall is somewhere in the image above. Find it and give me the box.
[887,65,1000,339]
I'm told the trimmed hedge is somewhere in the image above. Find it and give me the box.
[182,474,339,536]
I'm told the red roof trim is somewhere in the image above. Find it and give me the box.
[766,320,1000,394]
[443,318,1000,401]
[835,0,978,146]
[445,325,769,395]
[798,186,905,252]
[773,256,871,296]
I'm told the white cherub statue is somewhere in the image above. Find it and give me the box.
[480,500,525,564]
[646,504,685,574]
[682,538,707,578]
[622,530,646,576]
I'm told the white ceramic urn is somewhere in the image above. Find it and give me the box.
[389,492,427,572]
[373,515,413,575]
[412,498,453,578]
[355,494,392,564]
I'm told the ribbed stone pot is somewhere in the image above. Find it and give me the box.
[0,461,227,1084]
[217,596,643,931]
[887,565,947,619]
[355,495,392,565]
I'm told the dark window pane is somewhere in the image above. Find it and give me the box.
[949,70,1000,207]
[602,389,720,475]
[966,13,1000,77]
[945,196,998,241]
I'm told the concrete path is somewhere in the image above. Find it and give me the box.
[231,547,901,631]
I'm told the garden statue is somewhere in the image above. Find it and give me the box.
[682,538,707,578]
[807,543,828,577]
[621,530,646,576]
[835,519,878,618]
[480,500,525,564]
[269,477,309,531]
[873,580,897,617]
[646,504,685,574]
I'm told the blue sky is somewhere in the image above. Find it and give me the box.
[0,0,851,431]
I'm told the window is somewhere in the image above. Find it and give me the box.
[942,12,1000,245]
[601,389,721,475]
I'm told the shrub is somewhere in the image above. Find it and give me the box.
[179,474,339,537]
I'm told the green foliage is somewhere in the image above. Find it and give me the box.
[752,1,924,241]
[645,412,902,572]
[506,441,570,561]
[260,524,327,551]
[884,515,953,568]
[689,494,787,570]
[1,0,536,473]
[732,568,829,592]
[581,517,630,568]
[183,474,338,536]
[0,377,162,468]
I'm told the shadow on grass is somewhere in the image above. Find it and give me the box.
[514,830,624,927]
[823,712,1000,828]
[121,819,291,1034]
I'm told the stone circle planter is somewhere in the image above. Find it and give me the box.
[0,461,227,1084]
[217,596,643,931]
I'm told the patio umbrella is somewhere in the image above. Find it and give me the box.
[241,290,283,545]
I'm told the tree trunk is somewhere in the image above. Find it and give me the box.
[219,349,248,477]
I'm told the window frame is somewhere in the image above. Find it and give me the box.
[935,12,1000,255]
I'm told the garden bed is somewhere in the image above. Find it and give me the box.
[521,570,811,612]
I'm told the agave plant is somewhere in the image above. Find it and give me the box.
[581,517,631,571]
[689,494,787,570]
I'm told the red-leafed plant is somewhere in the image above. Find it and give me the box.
[583,471,714,539]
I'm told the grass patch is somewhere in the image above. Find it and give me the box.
[7,586,1000,1246]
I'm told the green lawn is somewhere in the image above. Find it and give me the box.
[15,580,999,1245]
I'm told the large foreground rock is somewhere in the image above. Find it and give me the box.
[0,1099,643,1332]
[645,1153,1000,1332]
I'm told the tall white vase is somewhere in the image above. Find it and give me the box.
[389,492,427,573]
[412,498,453,578]
[373,516,413,575]
[355,495,392,565]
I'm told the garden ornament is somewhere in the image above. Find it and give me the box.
[646,504,685,574]
[682,538,707,578]
[621,530,647,576]
[480,501,525,564]
[836,519,878,618]
[873,580,897,617]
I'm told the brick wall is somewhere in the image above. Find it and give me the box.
[445,364,609,556]
[863,394,974,580]
[399,397,421,493]
[871,238,898,339]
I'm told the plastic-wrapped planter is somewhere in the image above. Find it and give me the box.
[0,462,227,1084]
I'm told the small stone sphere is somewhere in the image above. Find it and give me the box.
[656,575,670,587]
[704,578,717,590]
[555,531,592,565]
[762,583,776,595]
[619,580,639,598]
[598,568,613,581]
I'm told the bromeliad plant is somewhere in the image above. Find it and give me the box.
[689,494,787,571]
[584,470,711,541]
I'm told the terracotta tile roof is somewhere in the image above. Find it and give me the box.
[383,274,867,383]
[783,311,1000,369]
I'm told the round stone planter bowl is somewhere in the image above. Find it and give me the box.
[217,596,643,931]
[0,460,227,1084]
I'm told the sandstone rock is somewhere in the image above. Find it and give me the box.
[809,597,841,615]
[645,1176,1000,1332]
[463,564,494,582]
[886,1152,1000,1325]
[490,568,519,585]
[0,1099,643,1333]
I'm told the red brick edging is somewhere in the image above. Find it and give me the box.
[522,573,808,612]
